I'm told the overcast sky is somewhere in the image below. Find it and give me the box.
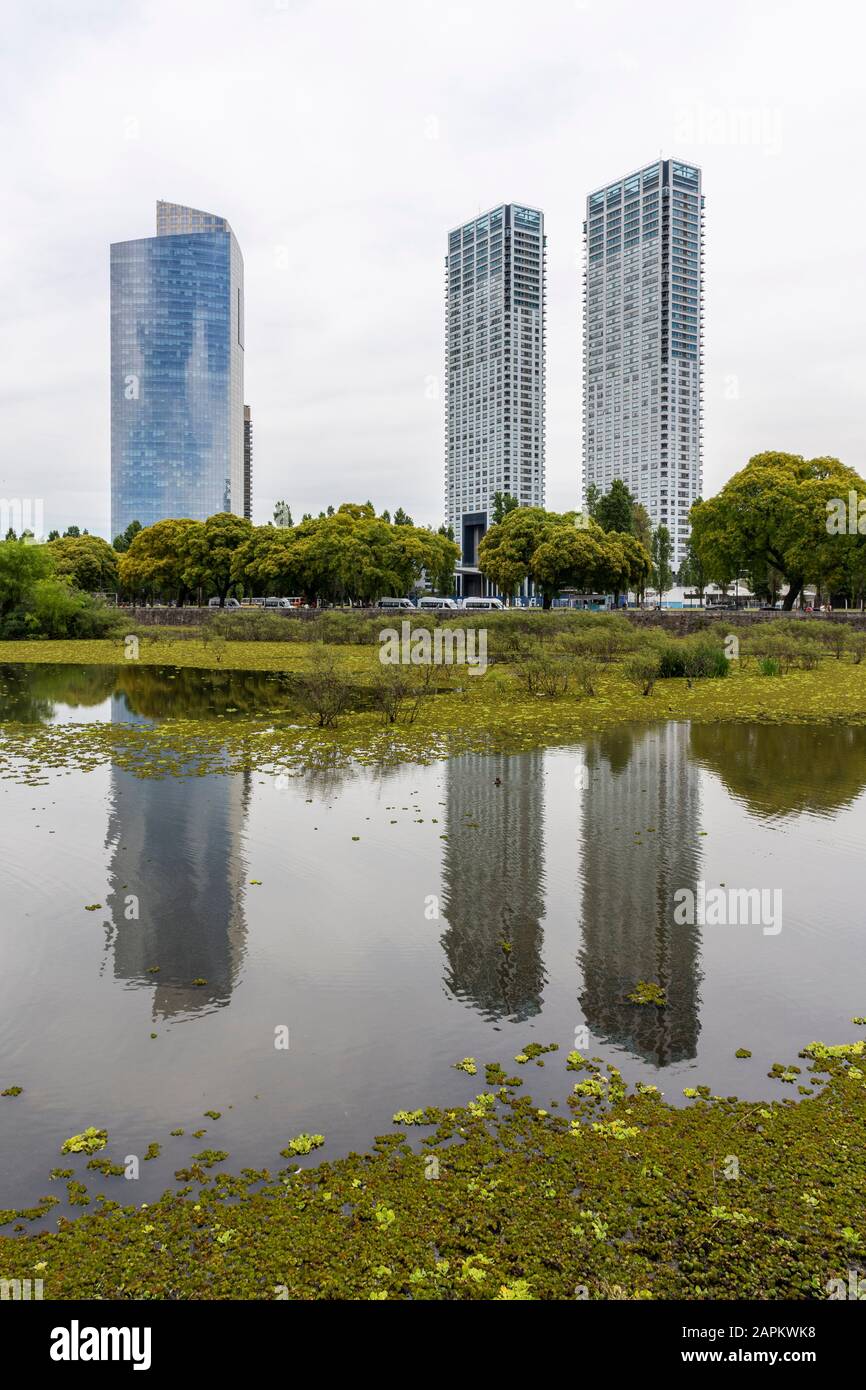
[2,0,865,538]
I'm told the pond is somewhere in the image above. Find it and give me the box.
[1,663,865,1218]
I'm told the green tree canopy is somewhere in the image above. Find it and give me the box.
[117,519,201,604]
[0,540,54,618]
[594,479,635,534]
[180,513,254,605]
[650,525,673,600]
[112,520,143,553]
[690,451,866,609]
[49,534,118,592]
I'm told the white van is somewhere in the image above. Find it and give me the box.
[208,597,241,609]
[461,597,505,611]
[264,596,296,609]
[377,597,416,610]
[417,596,459,610]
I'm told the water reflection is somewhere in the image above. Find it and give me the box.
[577,724,703,1065]
[0,662,300,725]
[105,697,250,1019]
[440,751,547,1021]
[689,722,866,820]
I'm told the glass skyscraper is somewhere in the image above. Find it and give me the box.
[583,160,703,570]
[445,203,545,597]
[110,201,245,540]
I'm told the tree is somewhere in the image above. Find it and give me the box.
[491,491,519,525]
[631,502,652,555]
[678,524,707,605]
[651,525,673,603]
[0,540,54,618]
[392,507,413,527]
[595,479,635,535]
[118,519,201,605]
[49,535,118,592]
[531,527,608,605]
[63,526,82,538]
[612,532,651,605]
[690,451,866,611]
[180,513,253,606]
[477,507,555,603]
[231,525,301,597]
[273,501,293,528]
[477,506,646,609]
[584,484,602,519]
[113,520,142,553]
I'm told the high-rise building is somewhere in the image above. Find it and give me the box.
[445,203,545,598]
[243,404,252,521]
[110,200,245,540]
[582,160,703,570]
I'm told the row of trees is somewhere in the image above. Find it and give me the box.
[11,450,866,613]
[116,505,460,606]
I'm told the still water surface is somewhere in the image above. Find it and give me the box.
[1,664,864,1213]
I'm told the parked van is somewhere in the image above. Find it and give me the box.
[208,597,241,609]
[461,597,505,611]
[377,597,416,610]
[417,596,459,610]
[264,596,296,609]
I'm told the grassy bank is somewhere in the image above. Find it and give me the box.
[1,1039,864,1299]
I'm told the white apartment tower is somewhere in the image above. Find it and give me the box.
[445,203,545,597]
[582,160,703,570]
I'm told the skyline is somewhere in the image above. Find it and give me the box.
[2,0,865,540]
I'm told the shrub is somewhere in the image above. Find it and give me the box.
[758,656,782,677]
[209,610,302,642]
[515,652,570,697]
[368,667,429,725]
[624,653,660,696]
[0,579,123,640]
[290,651,360,726]
[568,656,602,697]
[652,635,728,680]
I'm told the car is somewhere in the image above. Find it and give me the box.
[377,597,416,610]
[461,597,505,611]
[207,597,241,609]
[417,596,459,610]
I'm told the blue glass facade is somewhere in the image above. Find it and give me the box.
[110,204,244,539]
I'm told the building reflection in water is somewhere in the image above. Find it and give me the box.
[577,723,703,1065]
[440,750,547,1022]
[104,695,249,1019]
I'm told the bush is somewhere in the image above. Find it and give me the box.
[0,580,123,640]
[652,635,728,680]
[289,651,361,726]
[368,667,429,724]
[624,653,660,695]
[209,610,302,642]
[568,655,602,697]
[514,651,571,697]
